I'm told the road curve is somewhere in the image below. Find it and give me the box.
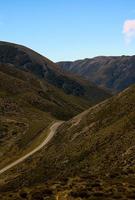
[0,121,63,175]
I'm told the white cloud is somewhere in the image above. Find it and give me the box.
[123,19,135,44]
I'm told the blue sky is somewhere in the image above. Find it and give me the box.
[0,0,135,61]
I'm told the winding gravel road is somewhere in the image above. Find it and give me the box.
[0,121,63,175]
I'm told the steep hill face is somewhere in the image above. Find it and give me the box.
[47,84,135,177]
[0,41,110,101]
[0,63,53,170]
[1,85,135,199]
[58,56,135,93]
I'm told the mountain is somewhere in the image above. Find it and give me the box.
[0,41,110,101]
[58,56,135,93]
[1,84,135,199]
[0,42,110,176]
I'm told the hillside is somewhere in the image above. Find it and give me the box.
[0,64,99,167]
[1,84,135,199]
[0,41,110,102]
[0,42,111,167]
[58,56,135,93]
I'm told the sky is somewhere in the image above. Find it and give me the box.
[0,0,135,61]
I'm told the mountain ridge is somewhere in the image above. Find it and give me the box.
[58,55,135,93]
[0,41,110,99]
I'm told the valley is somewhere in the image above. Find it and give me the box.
[0,42,135,200]
[1,1,135,199]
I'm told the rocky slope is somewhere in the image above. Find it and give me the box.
[58,56,135,93]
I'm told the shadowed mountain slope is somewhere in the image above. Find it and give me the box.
[58,56,135,93]
[0,41,110,101]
